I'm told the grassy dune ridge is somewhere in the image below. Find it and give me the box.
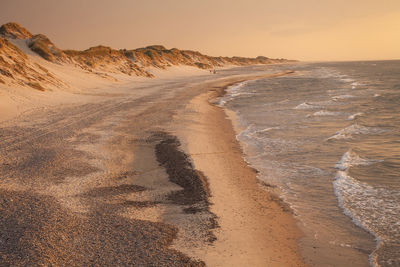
[0,22,294,90]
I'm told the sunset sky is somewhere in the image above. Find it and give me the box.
[1,0,399,61]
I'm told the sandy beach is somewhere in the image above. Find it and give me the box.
[0,67,305,266]
[2,2,399,265]
[173,75,305,266]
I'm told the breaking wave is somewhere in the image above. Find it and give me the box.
[328,124,386,140]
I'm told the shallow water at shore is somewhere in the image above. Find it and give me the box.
[220,61,400,266]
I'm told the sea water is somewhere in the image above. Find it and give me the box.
[219,61,400,266]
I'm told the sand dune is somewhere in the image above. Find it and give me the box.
[0,22,293,93]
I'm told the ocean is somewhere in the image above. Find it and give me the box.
[219,61,400,266]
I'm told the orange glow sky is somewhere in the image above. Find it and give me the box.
[1,0,399,61]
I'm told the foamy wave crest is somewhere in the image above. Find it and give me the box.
[351,82,362,89]
[328,124,385,140]
[256,127,280,134]
[332,95,355,101]
[347,112,364,120]
[238,124,257,139]
[313,110,341,116]
[340,77,355,83]
[240,126,281,141]
[294,102,319,110]
[335,150,382,171]
[333,171,400,261]
[228,82,248,95]
[218,99,227,106]
[218,81,248,106]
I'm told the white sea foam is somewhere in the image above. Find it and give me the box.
[328,124,386,140]
[240,125,284,144]
[347,112,364,120]
[294,102,319,110]
[332,95,355,101]
[228,81,248,94]
[256,127,280,134]
[313,110,341,116]
[340,78,355,83]
[335,150,382,171]
[218,81,248,106]
[333,170,400,246]
[230,92,251,97]
[351,82,362,89]
[217,98,227,106]
[238,124,257,139]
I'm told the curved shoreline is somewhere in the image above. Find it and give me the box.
[172,72,305,266]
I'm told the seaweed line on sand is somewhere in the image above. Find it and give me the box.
[154,132,219,243]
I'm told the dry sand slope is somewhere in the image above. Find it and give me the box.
[0,66,304,266]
